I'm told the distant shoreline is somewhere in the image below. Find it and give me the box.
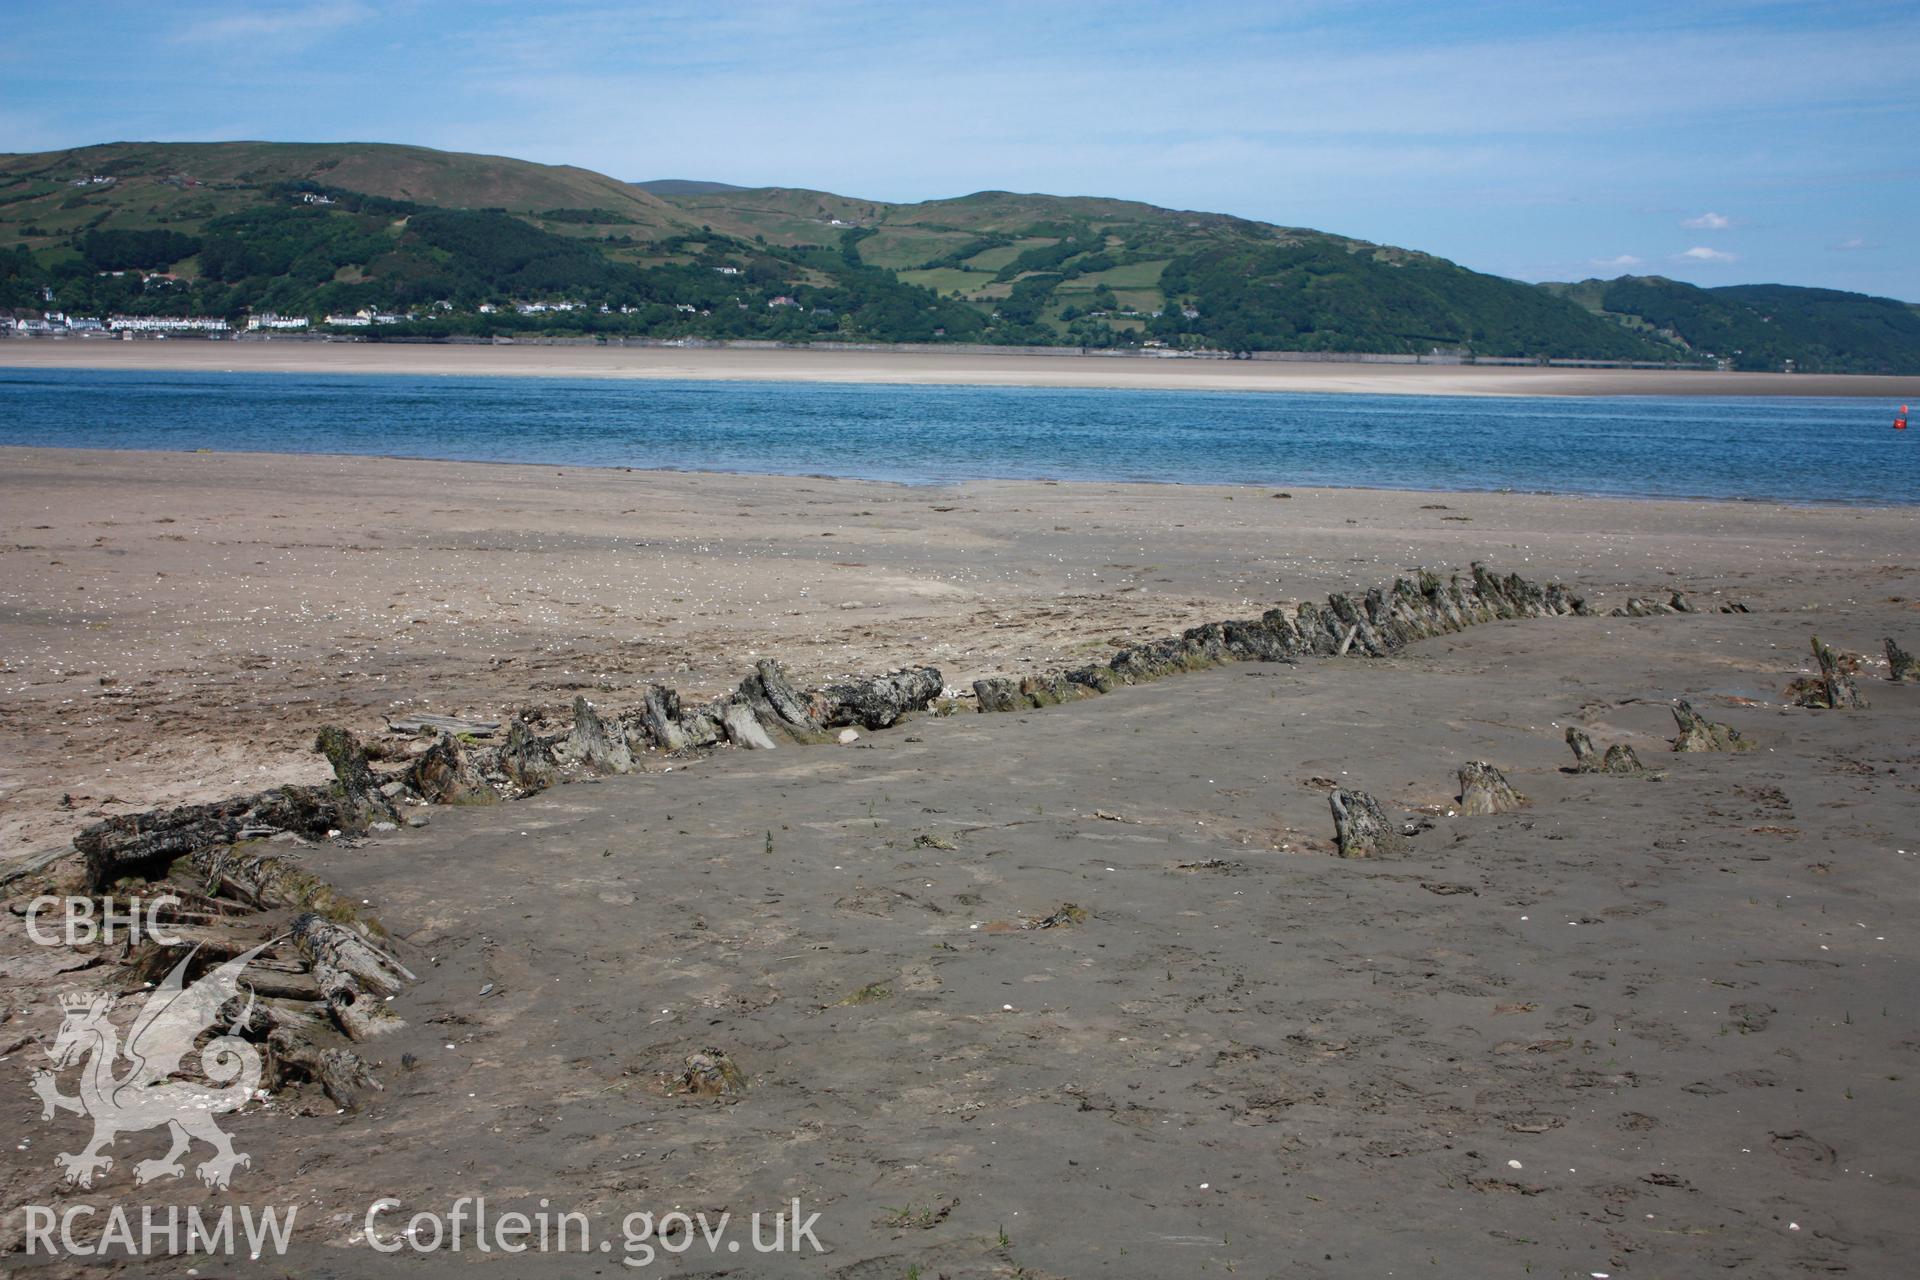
[1,444,1908,509]
[4,337,1914,398]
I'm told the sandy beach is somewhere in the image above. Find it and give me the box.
[2,445,1914,857]
[9,1,1919,1269]
[4,338,1916,398]
[2,447,1917,1274]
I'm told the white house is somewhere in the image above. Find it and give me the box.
[106,315,231,333]
[247,313,310,330]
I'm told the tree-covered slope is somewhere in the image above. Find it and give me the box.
[4,141,1914,369]
[1542,275,1920,373]
[652,184,1678,358]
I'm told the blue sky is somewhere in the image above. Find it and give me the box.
[5,1,1916,298]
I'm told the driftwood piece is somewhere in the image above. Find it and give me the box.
[1609,595,1689,618]
[191,954,384,1108]
[124,920,272,984]
[289,913,412,993]
[138,947,321,1002]
[231,996,332,1038]
[1565,727,1648,776]
[636,684,689,752]
[1671,700,1753,753]
[498,718,556,793]
[386,713,500,737]
[972,677,1023,713]
[1457,761,1525,815]
[1565,727,1604,772]
[678,704,724,749]
[81,727,407,889]
[1789,636,1867,709]
[670,1047,747,1099]
[719,702,778,750]
[555,696,633,774]
[0,845,77,892]
[812,666,943,729]
[266,1026,382,1110]
[314,726,401,831]
[736,660,828,742]
[1066,663,1122,694]
[186,843,390,938]
[290,913,409,1041]
[1603,744,1647,774]
[406,732,496,805]
[126,926,323,1003]
[77,787,344,890]
[1330,788,1406,859]
[971,673,1083,712]
[230,968,324,1003]
[1888,637,1916,683]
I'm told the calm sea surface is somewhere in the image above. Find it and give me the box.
[0,367,1912,504]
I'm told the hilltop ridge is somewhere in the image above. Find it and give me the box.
[4,141,1916,372]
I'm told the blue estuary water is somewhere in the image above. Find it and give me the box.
[0,367,1913,503]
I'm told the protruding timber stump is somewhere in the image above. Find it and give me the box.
[1330,788,1406,858]
[314,726,401,831]
[1790,636,1867,709]
[499,718,556,793]
[1566,727,1648,776]
[1889,637,1916,683]
[1671,700,1753,753]
[406,732,496,805]
[556,696,633,774]
[1457,761,1525,815]
[290,913,412,1042]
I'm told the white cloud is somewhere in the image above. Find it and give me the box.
[170,1,368,46]
[1830,236,1873,251]
[1681,211,1732,229]
[1677,246,1738,263]
[1591,254,1644,270]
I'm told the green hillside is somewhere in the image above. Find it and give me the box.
[2,141,685,238]
[1540,275,1920,374]
[642,182,1684,358]
[3,141,1913,369]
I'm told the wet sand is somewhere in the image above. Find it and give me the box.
[1,447,1918,1275]
[4,338,1916,398]
[3,446,1915,857]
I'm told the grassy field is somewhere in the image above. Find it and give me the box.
[640,185,890,246]
[1050,256,1173,320]
[896,267,999,296]
[852,227,977,269]
[958,238,1060,271]
[1075,258,1172,289]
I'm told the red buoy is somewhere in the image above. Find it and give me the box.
[1898,404,1910,430]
